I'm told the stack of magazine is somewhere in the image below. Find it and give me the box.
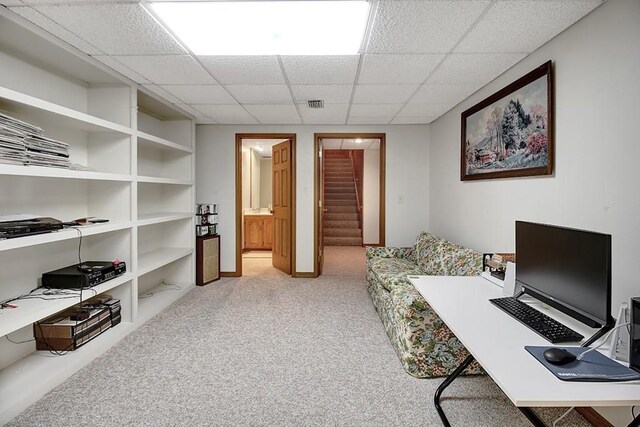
[0,112,69,168]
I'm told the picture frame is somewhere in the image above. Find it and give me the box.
[461,61,553,181]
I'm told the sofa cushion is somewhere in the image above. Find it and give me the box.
[368,257,423,291]
[414,232,482,276]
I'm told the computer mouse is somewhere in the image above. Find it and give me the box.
[543,347,577,365]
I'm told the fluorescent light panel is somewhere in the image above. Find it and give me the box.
[150,1,370,55]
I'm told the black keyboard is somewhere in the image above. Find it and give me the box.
[489,297,584,343]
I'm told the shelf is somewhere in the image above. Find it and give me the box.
[0,222,133,252]
[0,273,133,338]
[137,247,193,276]
[0,87,133,135]
[0,164,132,182]
[0,321,135,425]
[137,282,194,325]
[137,131,192,154]
[137,176,193,185]
[137,213,192,227]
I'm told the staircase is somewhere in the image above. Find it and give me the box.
[323,150,362,246]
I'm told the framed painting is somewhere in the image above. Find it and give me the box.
[461,61,553,181]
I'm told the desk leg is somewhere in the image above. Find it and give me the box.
[518,408,547,427]
[434,354,475,427]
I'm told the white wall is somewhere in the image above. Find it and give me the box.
[196,124,429,273]
[250,148,261,209]
[260,158,272,207]
[363,149,380,245]
[429,1,639,423]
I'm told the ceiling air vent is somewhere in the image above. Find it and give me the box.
[307,100,324,109]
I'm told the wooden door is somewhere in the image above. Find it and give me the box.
[244,216,263,249]
[263,217,273,249]
[318,142,324,275]
[272,140,292,274]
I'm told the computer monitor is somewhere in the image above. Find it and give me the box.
[515,221,613,328]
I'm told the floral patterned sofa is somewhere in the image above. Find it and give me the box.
[366,232,483,378]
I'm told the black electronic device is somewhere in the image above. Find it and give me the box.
[490,296,584,343]
[631,297,640,373]
[42,261,126,289]
[0,217,63,239]
[542,347,577,365]
[515,221,613,329]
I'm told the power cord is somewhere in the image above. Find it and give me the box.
[552,407,574,427]
[577,322,631,361]
[138,280,182,299]
[632,405,637,420]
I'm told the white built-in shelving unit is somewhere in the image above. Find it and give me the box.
[0,10,195,424]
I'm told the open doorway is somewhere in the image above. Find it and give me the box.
[235,134,296,277]
[314,133,385,276]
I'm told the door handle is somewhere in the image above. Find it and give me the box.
[323,208,328,213]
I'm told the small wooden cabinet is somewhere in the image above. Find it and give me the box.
[244,215,273,250]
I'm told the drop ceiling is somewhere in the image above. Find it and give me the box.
[4,0,604,125]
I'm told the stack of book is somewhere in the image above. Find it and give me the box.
[0,112,70,168]
[0,112,32,165]
[24,134,69,168]
[34,306,112,351]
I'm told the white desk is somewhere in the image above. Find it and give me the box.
[408,275,640,426]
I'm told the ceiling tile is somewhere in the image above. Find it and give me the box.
[456,0,602,53]
[94,55,150,83]
[367,0,491,53]
[353,85,418,104]
[281,56,359,84]
[142,84,183,104]
[243,104,301,124]
[115,55,215,84]
[225,85,292,105]
[291,85,353,104]
[174,103,215,123]
[10,6,102,54]
[192,104,257,124]
[199,56,284,84]
[347,117,391,125]
[33,3,185,55]
[397,103,453,118]
[349,104,403,118]
[22,0,136,3]
[412,84,479,105]
[391,116,436,125]
[427,53,526,85]
[322,139,342,149]
[159,84,235,104]
[359,54,445,84]
[299,104,349,124]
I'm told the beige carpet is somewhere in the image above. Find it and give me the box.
[322,246,366,277]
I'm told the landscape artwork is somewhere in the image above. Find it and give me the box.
[461,61,553,181]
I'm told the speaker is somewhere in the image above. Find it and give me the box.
[631,297,640,373]
[196,234,220,286]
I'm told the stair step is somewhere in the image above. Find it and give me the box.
[325,199,357,206]
[324,187,355,193]
[324,193,356,200]
[324,228,361,237]
[324,236,363,246]
[323,220,360,229]
[324,213,359,221]
[326,206,358,213]
[325,177,353,182]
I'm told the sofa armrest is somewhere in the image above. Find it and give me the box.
[366,246,415,262]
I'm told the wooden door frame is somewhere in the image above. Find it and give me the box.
[313,133,386,277]
[233,133,296,277]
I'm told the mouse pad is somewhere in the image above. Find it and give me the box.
[525,346,640,382]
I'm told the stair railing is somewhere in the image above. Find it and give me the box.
[348,151,364,230]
